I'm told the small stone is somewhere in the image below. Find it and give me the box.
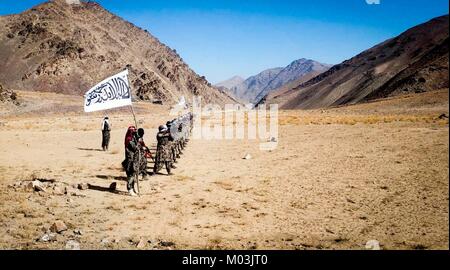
[40,233,57,242]
[50,220,68,233]
[159,241,175,247]
[53,186,66,196]
[72,191,86,197]
[24,182,35,192]
[32,180,46,192]
[40,234,50,242]
[66,188,86,197]
[73,229,83,235]
[101,238,110,245]
[78,183,89,190]
[65,240,80,250]
[136,239,147,249]
[365,240,381,250]
[243,154,252,160]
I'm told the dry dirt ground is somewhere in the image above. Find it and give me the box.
[0,90,448,250]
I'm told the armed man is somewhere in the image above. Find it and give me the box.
[166,120,180,164]
[123,126,148,196]
[153,125,174,175]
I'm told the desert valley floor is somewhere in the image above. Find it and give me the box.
[0,90,448,250]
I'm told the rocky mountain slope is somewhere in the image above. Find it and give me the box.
[219,58,330,103]
[263,15,449,109]
[223,67,283,103]
[215,76,245,90]
[253,58,331,104]
[0,0,234,105]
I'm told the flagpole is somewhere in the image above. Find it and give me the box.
[129,104,138,128]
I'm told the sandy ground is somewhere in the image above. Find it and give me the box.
[0,90,448,250]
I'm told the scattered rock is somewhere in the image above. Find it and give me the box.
[159,241,175,247]
[53,185,66,195]
[101,238,110,245]
[50,220,68,233]
[40,233,57,242]
[136,239,147,249]
[78,183,89,190]
[365,240,381,250]
[73,229,83,235]
[109,182,117,191]
[243,153,252,160]
[268,137,277,142]
[65,240,80,250]
[24,182,35,192]
[32,180,46,192]
[438,113,448,120]
[66,188,86,197]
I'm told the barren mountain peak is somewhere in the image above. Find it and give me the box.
[0,0,233,105]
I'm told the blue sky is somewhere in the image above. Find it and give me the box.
[0,0,448,83]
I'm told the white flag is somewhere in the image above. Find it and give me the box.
[84,70,132,112]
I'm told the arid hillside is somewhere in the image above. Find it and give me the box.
[263,15,449,109]
[0,0,233,105]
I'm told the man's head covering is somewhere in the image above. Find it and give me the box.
[159,125,168,132]
[124,126,137,146]
[138,128,145,137]
[104,116,109,120]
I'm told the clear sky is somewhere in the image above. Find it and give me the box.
[0,0,448,83]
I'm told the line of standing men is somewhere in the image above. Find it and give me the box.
[102,113,194,196]
[153,112,194,176]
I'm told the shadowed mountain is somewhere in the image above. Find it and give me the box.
[262,15,449,109]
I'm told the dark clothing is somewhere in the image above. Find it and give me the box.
[156,131,173,162]
[102,130,110,151]
[123,135,147,191]
[154,131,173,174]
[101,120,111,151]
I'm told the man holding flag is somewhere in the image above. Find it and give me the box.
[84,69,142,196]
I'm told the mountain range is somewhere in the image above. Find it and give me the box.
[260,15,449,109]
[216,59,331,103]
[0,0,234,105]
